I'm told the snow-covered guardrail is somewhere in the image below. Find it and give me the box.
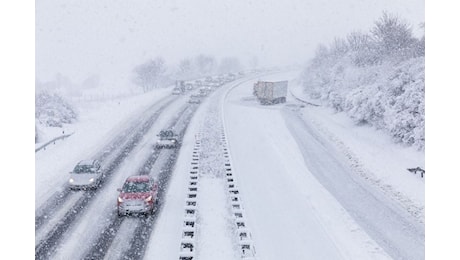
[407,167,425,178]
[288,90,320,107]
[179,134,201,260]
[35,132,74,152]
[220,129,257,259]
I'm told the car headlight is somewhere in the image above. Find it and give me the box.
[145,196,152,202]
[69,178,74,183]
[171,140,176,142]
[118,197,123,203]
[89,178,95,183]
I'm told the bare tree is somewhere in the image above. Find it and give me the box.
[330,37,349,59]
[194,54,216,76]
[416,23,425,57]
[218,57,242,74]
[178,58,193,76]
[371,11,415,59]
[133,57,166,92]
[346,31,380,66]
[311,44,329,67]
[347,31,372,52]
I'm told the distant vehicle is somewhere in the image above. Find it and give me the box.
[211,81,221,88]
[117,175,158,216]
[194,80,202,87]
[253,80,288,105]
[226,73,236,81]
[68,159,103,189]
[173,80,186,94]
[188,95,201,104]
[185,83,194,90]
[216,75,225,83]
[199,87,209,97]
[155,129,179,148]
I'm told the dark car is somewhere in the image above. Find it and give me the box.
[68,159,103,189]
[117,175,158,216]
[155,129,179,148]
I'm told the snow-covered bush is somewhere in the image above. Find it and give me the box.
[301,13,424,150]
[35,91,77,127]
[383,59,425,149]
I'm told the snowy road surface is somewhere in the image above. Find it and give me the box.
[35,71,424,259]
[225,72,393,260]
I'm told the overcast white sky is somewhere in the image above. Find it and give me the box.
[35,0,424,88]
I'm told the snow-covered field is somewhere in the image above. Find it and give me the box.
[33,71,424,259]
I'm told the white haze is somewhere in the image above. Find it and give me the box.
[36,0,424,89]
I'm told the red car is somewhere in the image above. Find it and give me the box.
[117,175,158,216]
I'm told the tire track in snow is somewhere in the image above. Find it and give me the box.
[297,106,424,225]
[35,97,175,232]
[35,99,176,260]
[82,105,196,260]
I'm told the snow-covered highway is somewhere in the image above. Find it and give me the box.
[35,71,424,260]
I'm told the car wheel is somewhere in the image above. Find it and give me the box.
[118,210,124,217]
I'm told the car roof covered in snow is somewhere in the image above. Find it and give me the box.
[78,159,97,166]
[125,175,153,183]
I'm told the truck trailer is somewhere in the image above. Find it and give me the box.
[173,80,186,94]
[253,80,288,105]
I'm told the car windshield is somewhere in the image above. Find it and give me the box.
[73,165,95,173]
[159,130,175,139]
[122,181,150,193]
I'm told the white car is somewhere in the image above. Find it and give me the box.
[68,159,103,189]
[172,88,182,95]
[188,95,201,104]
[156,129,179,148]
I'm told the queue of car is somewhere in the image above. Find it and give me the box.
[66,73,242,216]
[173,72,239,96]
[67,128,180,217]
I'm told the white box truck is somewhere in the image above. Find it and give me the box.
[253,81,288,105]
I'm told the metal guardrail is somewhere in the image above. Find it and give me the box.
[35,132,74,152]
[288,90,320,107]
[407,167,425,178]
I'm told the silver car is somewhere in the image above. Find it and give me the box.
[68,159,103,189]
[188,95,201,104]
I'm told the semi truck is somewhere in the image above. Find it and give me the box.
[173,80,186,94]
[253,80,288,105]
